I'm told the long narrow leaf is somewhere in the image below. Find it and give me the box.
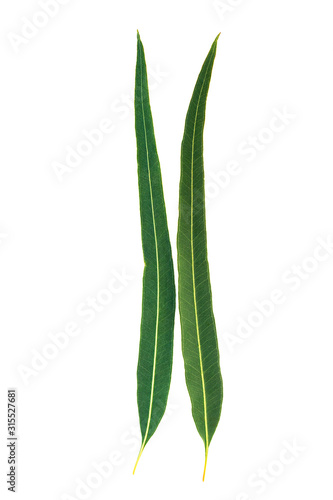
[133,31,176,474]
[177,34,223,481]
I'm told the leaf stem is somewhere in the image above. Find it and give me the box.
[202,446,208,481]
[133,443,145,475]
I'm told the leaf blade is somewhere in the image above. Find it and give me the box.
[134,32,176,473]
[177,34,223,481]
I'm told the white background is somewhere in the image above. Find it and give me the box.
[1,0,333,499]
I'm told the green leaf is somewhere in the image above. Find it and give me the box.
[177,34,223,481]
[133,31,176,474]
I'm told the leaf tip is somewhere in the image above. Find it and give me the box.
[137,30,143,47]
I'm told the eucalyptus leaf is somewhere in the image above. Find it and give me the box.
[133,32,176,474]
[177,34,223,481]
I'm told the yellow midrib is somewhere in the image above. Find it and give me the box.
[133,45,160,474]
[189,48,216,481]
